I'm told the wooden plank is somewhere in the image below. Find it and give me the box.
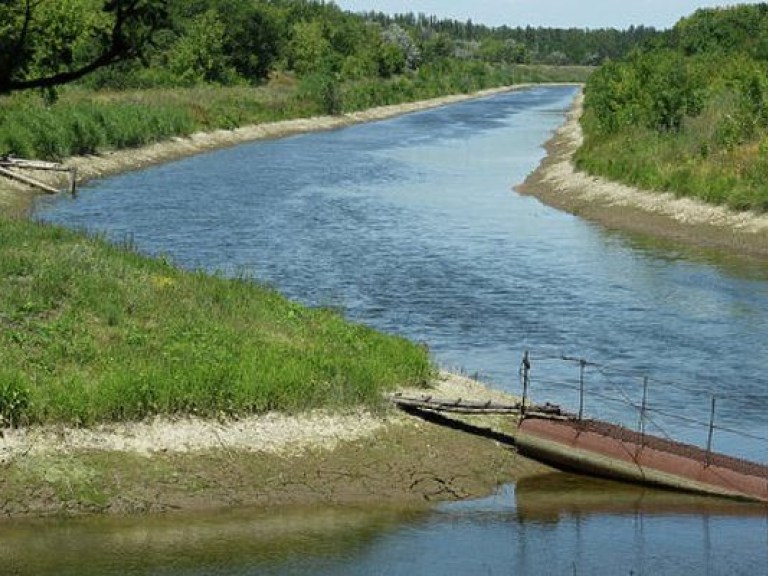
[0,166,60,194]
[393,398,523,414]
[389,394,571,419]
[0,157,66,171]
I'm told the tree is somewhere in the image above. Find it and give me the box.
[0,0,168,94]
[289,20,333,76]
[166,9,233,85]
[211,0,284,82]
[381,24,421,70]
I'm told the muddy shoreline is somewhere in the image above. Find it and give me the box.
[0,373,551,519]
[517,91,768,261]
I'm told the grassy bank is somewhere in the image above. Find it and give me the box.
[575,110,768,213]
[0,64,592,162]
[574,6,768,214]
[0,217,432,426]
[0,64,591,427]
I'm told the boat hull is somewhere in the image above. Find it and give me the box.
[515,418,768,503]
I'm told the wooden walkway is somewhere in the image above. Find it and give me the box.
[389,393,567,418]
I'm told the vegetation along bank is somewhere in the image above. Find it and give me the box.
[519,4,768,260]
[11,1,766,518]
[0,0,627,517]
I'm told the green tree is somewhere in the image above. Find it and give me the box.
[289,20,334,76]
[166,9,234,84]
[0,0,169,94]
[213,0,285,81]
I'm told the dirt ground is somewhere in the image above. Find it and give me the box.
[0,374,553,519]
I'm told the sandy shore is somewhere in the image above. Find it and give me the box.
[518,91,768,260]
[0,372,516,460]
[0,84,550,216]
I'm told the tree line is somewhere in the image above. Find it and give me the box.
[578,4,768,211]
[1,0,659,96]
[364,11,659,66]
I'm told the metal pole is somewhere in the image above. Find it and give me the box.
[521,350,530,418]
[706,396,716,466]
[639,376,648,439]
[578,359,586,421]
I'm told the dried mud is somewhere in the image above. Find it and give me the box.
[0,374,552,519]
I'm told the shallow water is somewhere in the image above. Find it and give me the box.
[3,477,767,575]
[31,85,768,573]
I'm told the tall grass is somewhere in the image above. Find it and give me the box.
[0,218,433,426]
[0,96,197,160]
[0,65,592,161]
[576,101,768,213]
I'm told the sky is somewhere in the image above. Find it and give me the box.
[334,1,764,29]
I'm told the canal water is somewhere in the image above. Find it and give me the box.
[23,85,768,574]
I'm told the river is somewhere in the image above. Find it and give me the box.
[20,85,768,574]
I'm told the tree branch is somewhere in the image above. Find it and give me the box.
[0,0,162,94]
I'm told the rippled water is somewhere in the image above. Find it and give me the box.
[29,85,768,574]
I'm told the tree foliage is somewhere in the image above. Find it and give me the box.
[0,0,168,94]
[1,0,660,94]
[578,4,768,212]
[583,5,768,139]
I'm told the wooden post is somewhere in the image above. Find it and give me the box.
[638,376,649,440]
[69,167,78,197]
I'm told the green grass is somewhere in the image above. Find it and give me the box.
[0,217,433,426]
[0,83,303,161]
[575,112,768,213]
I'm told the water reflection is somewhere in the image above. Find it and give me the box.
[513,473,768,522]
[0,505,423,576]
[3,480,766,576]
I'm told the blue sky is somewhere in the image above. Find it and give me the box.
[334,1,763,29]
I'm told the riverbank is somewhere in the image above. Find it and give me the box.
[517,91,768,260]
[0,373,551,518]
[1,84,561,217]
[0,86,568,517]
